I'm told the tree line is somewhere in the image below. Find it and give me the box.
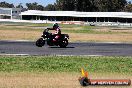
[0,0,132,12]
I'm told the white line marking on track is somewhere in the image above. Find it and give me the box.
[0,53,103,56]
[56,55,103,56]
[0,54,30,56]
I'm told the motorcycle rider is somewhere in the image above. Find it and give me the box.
[47,23,61,42]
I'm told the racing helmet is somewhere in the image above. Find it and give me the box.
[53,23,59,28]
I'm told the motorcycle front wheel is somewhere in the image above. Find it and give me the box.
[59,39,68,48]
[36,38,45,47]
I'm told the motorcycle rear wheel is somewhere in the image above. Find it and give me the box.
[36,38,45,47]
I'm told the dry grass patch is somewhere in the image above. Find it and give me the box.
[0,72,131,88]
[1,24,132,42]
[62,27,82,30]
[1,29,132,42]
[0,72,79,88]
[69,33,132,42]
[0,30,41,40]
[94,27,132,33]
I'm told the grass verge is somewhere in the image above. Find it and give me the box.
[0,56,131,75]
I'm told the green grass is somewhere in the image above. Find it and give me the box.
[62,25,95,33]
[26,23,82,28]
[0,56,131,75]
[0,25,109,34]
[63,29,95,33]
[26,23,132,34]
[28,23,53,27]
[0,25,42,32]
[0,22,81,28]
[0,23,97,33]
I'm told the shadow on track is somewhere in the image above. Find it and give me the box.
[49,46,75,48]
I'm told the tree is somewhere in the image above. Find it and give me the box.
[111,0,127,11]
[37,5,45,10]
[54,0,127,12]
[55,0,65,10]
[16,3,23,8]
[0,1,14,8]
[63,0,76,11]
[124,2,132,12]
[94,0,127,11]
[95,0,111,11]
[26,2,44,10]
[55,0,76,11]
[45,4,56,11]
[75,0,97,11]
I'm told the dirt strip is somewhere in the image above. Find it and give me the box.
[0,72,131,88]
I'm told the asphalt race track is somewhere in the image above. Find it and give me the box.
[0,40,132,56]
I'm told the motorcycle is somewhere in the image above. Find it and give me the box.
[36,28,69,48]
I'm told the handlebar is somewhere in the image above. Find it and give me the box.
[47,28,50,30]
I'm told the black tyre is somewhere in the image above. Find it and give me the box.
[59,39,68,48]
[36,38,45,47]
[79,77,90,87]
